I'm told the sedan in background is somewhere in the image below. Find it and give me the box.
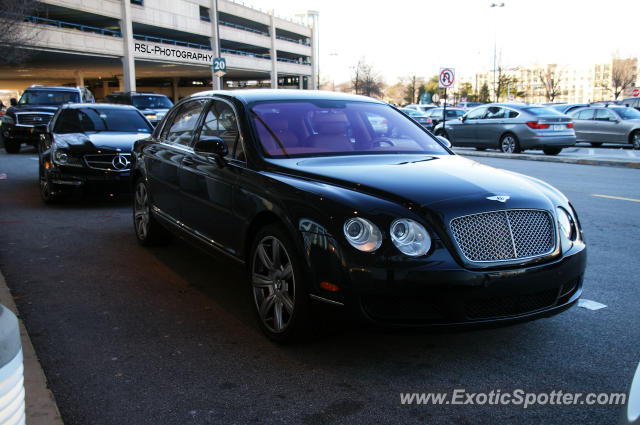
[548,103,587,115]
[568,105,640,149]
[400,108,431,128]
[37,104,153,202]
[434,104,576,155]
[456,101,483,110]
[425,107,466,130]
[403,104,437,114]
[131,89,585,342]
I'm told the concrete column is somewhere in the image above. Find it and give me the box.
[299,75,303,90]
[270,12,278,89]
[120,0,136,91]
[74,70,84,87]
[310,19,317,90]
[102,80,109,99]
[209,0,221,90]
[172,77,179,103]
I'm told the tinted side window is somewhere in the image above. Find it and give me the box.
[486,107,505,119]
[507,110,519,118]
[575,109,594,120]
[160,100,207,146]
[595,109,614,121]
[198,100,244,160]
[466,107,487,120]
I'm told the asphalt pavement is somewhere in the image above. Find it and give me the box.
[0,146,638,424]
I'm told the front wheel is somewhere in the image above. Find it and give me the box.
[631,131,640,150]
[543,147,562,155]
[499,134,520,153]
[133,177,169,245]
[4,140,20,154]
[39,165,57,204]
[250,224,310,342]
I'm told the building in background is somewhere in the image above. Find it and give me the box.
[0,0,316,101]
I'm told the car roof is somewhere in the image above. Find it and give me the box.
[189,89,384,104]
[25,86,79,92]
[60,103,138,110]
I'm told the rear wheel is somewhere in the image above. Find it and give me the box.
[4,140,20,154]
[499,133,520,153]
[590,142,603,147]
[249,224,310,342]
[631,131,640,150]
[543,147,562,155]
[133,177,169,245]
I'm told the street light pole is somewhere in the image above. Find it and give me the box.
[490,2,504,103]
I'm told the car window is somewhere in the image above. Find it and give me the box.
[466,107,487,120]
[573,109,594,120]
[610,107,640,120]
[486,107,505,119]
[132,95,173,109]
[198,100,244,161]
[507,110,519,118]
[160,99,207,146]
[594,109,614,121]
[53,107,152,134]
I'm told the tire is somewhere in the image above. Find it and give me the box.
[543,147,562,155]
[39,164,58,204]
[499,133,520,154]
[590,142,603,147]
[631,131,640,150]
[4,140,20,154]
[133,177,170,246]
[249,224,311,343]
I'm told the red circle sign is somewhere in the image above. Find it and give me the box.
[439,68,455,88]
[632,88,639,97]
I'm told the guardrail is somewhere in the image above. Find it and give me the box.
[23,15,122,37]
[221,48,269,60]
[276,35,310,47]
[218,20,269,37]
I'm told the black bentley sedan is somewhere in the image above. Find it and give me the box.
[37,104,153,202]
[131,90,586,342]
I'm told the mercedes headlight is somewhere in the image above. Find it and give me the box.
[390,218,431,256]
[557,207,576,241]
[52,144,82,167]
[343,217,382,252]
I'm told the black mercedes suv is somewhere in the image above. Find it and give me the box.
[1,85,94,153]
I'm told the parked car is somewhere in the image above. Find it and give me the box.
[403,103,437,114]
[424,107,466,130]
[104,91,173,126]
[620,97,640,111]
[37,104,153,202]
[434,103,576,155]
[548,103,587,114]
[456,101,483,110]
[568,105,640,149]
[400,108,431,128]
[1,85,94,154]
[131,89,586,342]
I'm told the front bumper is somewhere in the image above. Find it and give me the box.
[45,165,131,191]
[3,125,40,144]
[305,230,587,326]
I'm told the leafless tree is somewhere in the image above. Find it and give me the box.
[403,75,424,104]
[0,0,40,65]
[536,65,562,102]
[610,57,637,99]
[351,58,384,98]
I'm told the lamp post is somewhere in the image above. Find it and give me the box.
[329,52,338,91]
[490,2,504,102]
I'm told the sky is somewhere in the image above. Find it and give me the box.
[252,0,640,85]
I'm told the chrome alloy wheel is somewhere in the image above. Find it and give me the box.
[251,236,296,333]
[500,134,517,153]
[134,181,150,240]
[633,132,640,150]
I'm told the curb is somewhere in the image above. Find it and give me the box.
[0,271,64,425]
[453,149,640,169]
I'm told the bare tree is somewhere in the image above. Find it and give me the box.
[402,75,424,104]
[0,0,40,65]
[610,57,637,99]
[351,58,384,98]
[536,64,562,102]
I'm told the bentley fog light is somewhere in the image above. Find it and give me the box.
[557,207,575,240]
[343,217,382,252]
[390,218,431,256]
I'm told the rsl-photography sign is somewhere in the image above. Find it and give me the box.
[134,41,214,65]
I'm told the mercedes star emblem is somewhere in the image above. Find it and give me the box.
[112,154,130,170]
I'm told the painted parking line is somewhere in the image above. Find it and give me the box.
[578,299,607,311]
[592,194,640,203]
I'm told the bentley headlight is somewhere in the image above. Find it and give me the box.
[343,217,382,252]
[557,207,575,240]
[390,218,431,256]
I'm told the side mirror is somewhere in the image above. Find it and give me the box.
[194,136,228,166]
[459,115,466,122]
[436,136,452,148]
[10,98,17,107]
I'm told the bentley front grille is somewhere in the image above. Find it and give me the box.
[450,209,555,263]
